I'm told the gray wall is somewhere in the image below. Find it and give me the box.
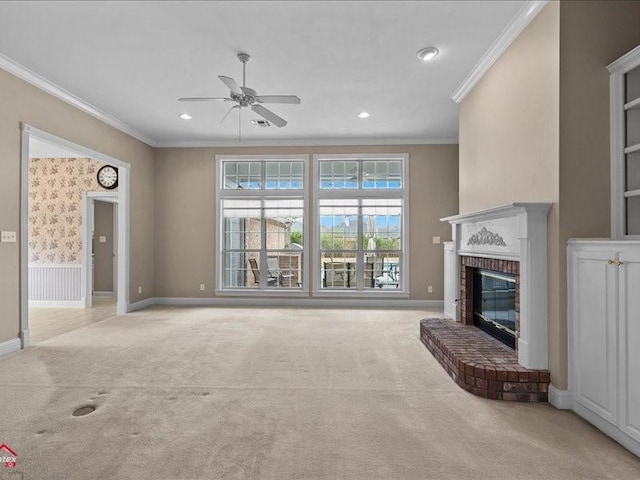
[0,67,155,343]
[153,144,459,300]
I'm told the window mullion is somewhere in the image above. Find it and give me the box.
[260,200,267,289]
[356,202,364,290]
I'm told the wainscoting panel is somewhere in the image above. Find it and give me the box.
[29,264,82,302]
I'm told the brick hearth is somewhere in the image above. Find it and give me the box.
[420,318,550,402]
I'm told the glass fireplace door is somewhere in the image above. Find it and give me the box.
[473,269,517,349]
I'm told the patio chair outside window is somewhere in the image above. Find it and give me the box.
[248,258,278,287]
[323,262,374,288]
[267,257,294,287]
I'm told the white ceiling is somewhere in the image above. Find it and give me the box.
[0,1,527,146]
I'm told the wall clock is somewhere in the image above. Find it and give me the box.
[97,165,118,189]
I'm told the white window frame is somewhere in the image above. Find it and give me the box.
[214,154,310,296]
[312,153,410,298]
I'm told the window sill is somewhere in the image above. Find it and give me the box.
[312,289,410,299]
[215,289,310,297]
[214,289,410,299]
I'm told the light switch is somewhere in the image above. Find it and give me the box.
[99,236,107,243]
[1,231,17,243]
[432,236,441,244]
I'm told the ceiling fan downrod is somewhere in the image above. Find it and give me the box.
[237,52,250,88]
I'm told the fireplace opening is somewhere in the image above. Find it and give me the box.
[473,269,516,349]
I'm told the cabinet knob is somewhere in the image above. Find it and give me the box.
[608,259,615,265]
[608,259,624,267]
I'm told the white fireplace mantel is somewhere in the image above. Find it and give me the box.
[441,202,552,370]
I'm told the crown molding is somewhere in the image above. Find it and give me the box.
[155,137,459,148]
[450,0,548,103]
[607,44,640,74]
[0,52,157,146]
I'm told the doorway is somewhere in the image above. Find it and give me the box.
[20,124,130,347]
[83,193,119,308]
[92,199,117,298]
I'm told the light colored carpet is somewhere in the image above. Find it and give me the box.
[0,306,639,480]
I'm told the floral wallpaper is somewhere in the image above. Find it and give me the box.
[28,157,116,264]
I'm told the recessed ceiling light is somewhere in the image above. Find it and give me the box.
[416,47,439,62]
[357,112,370,119]
[179,113,192,120]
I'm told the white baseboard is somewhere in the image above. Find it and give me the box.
[29,300,84,308]
[548,385,572,409]
[573,402,640,457]
[0,337,22,358]
[127,297,156,312]
[93,291,114,297]
[152,296,443,309]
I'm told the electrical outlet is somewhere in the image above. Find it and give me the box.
[427,285,433,293]
[138,286,142,294]
[200,284,205,291]
[432,236,441,244]
[1,231,17,243]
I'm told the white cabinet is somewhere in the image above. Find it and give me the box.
[618,246,640,444]
[568,240,640,455]
[443,241,458,320]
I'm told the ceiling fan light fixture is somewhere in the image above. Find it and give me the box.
[357,111,370,119]
[416,47,439,62]
[179,113,192,120]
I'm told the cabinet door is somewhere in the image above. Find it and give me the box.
[619,248,640,442]
[572,249,618,424]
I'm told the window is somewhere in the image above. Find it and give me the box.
[218,157,307,291]
[216,154,408,295]
[315,155,407,292]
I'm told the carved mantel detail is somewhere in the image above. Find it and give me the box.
[467,227,506,247]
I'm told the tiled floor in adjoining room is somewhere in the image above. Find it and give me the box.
[28,296,116,344]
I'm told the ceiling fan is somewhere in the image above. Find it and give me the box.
[178,53,301,141]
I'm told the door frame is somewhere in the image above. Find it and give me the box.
[83,192,120,308]
[20,124,131,348]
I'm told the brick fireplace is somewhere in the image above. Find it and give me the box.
[441,202,551,370]
[419,203,552,401]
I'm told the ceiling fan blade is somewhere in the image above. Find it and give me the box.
[218,75,243,95]
[255,95,301,104]
[251,104,287,127]
[178,97,230,102]
[220,105,240,126]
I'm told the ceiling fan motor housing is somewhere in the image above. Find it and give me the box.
[232,86,258,107]
[237,52,251,64]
